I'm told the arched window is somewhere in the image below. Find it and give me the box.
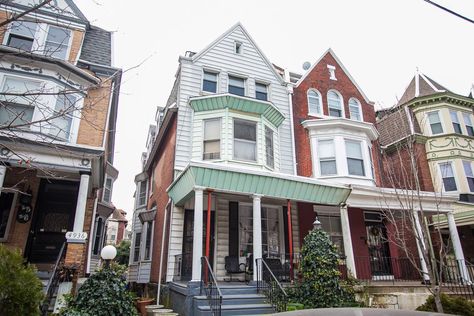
[349,98,362,121]
[307,89,322,115]
[327,90,343,117]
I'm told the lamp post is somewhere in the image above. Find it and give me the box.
[101,245,117,268]
[313,216,322,230]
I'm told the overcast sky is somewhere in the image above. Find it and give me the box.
[77,0,474,220]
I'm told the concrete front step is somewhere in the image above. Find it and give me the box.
[197,303,274,316]
[215,284,258,295]
[194,293,267,306]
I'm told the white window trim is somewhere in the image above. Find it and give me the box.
[232,117,258,163]
[348,97,363,121]
[142,220,154,261]
[0,190,18,242]
[438,161,459,193]
[307,89,323,116]
[264,125,275,169]
[201,68,219,94]
[463,112,474,136]
[3,21,73,61]
[327,89,345,118]
[202,118,222,161]
[255,80,270,101]
[234,41,243,55]
[426,110,445,136]
[344,138,366,177]
[317,138,337,176]
[450,110,463,134]
[227,74,247,97]
[102,175,113,203]
[463,160,474,192]
[136,180,148,209]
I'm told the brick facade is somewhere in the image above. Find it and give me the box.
[148,115,177,283]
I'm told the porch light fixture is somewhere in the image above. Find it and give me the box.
[101,245,117,268]
[313,216,322,230]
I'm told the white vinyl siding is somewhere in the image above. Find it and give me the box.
[174,26,294,174]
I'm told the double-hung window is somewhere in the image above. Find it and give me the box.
[49,93,76,140]
[7,21,36,51]
[44,26,71,59]
[265,126,274,168]
[318,139,337,175]
[463,161,474,192]
[346,140,365,176]
[92,217,105,255]
[103,177,113,203]
[255,82,268,101]
[144,221,153,260]
[428,111,443,135]
[318,214,344,256]
[450,110,462,134]
[440,162,457,191]
[203,71,218,93]
[463,113,474,136]
[228,76,245,96]
[307,90,322,115]
[349,98,362,121]
[203,119,221,160]
[137,181,147,207]
[233,119,257,161]
[133,232,142,262]
[0,76,43,127]
[327,90,342,117]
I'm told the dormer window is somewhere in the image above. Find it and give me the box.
[349,98,362,121]
[44,26,71,59]
[255,82,268,101]
[7,21,36,51]
[307,89,322,116]
[234,41,242,54]
[327,90,343,117]
[228,76,245,96]
[203,71,218,93]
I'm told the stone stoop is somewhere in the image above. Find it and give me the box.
[362,284,432,311]
[193,284,274,316]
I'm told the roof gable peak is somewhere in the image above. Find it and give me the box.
[397,70,449,106]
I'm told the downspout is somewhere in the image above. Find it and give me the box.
[157,199,172,305]
[285,69,297,175]
[86,194,98,275]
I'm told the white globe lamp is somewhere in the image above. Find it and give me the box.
[101,245,117,268]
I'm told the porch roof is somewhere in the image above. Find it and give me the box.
[167,161,351,206]
[189,94,285,127]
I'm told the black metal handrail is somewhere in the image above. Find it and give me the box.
[200,256,223,316]
[41,242,66,315]
[256,258,288,312]
[441,258,474,301]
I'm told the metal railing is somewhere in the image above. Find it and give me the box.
[41,242,66,315]
[200,256,223,316]
[441,259,474,301]
[256,258,288,312]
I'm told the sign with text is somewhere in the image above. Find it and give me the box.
[66,231,88,244]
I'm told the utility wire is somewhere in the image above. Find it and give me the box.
[423,0,474,25]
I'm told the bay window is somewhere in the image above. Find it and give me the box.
[440,162,457,191]
[428,111,443,135]
[450,110,462,134]
[265,126,274,168]
[233,119,256,161]
[318,139,337,175]
[327,90,343,117]
[228,76,245,96]
[463,112,474,136]
[345,140,365,176]
[203,119,221,160]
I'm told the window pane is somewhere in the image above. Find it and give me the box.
[134,232,141,261]
[0,104,34,127]
[229,85,245,96]
[49,94,76,139]
[204,119,220,140]
[308,90,321,114]
[256,83,267,100]
[320,161,337,175]
[8,35,33,51]
[318,140,335,159]
[428,112,443,134]
[1,76,43,106]
[229,76,245,96]
[46,26,70,44]
[443,177,457,191]
[450,111,459,123]
[234,120,256,141]
[93,218,103,255]
[203,140,220,159]
[346,140,363,159]
[138,181,147,206]
[328,91,342,117]
[440,163,454,177]
[10,21,37,38]
[463,161,473,177]
[349,99,361,121]
[463,113,474,136]
[203,71,217,93]
[348,158,365,176]
[428,112,441,124]
[265,126,274,168]
[234,139,256,161]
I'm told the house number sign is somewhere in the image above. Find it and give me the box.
[66,231,88,244]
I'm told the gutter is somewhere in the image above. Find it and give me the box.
[285,70,298,176]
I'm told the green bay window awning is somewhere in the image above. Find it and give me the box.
[189,93,285,127]
[167,162,351,206]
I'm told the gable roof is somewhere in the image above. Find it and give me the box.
[190,22,285,85]
[7,0,88,25]
[397,71,449,106]
[79,25,112,67]
[295,48,371,104]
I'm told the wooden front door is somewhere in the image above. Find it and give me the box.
[27,180,79,263]
[181,209,215,280]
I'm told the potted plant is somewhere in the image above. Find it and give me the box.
[136,297,155,316]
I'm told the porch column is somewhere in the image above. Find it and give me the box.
[447,211,471,283]
[0,165,6,194]
[340,205,357,278]
[253,194,263,281]
[413,210,430,283]
[72,171,91,232]
[192,187,204,281]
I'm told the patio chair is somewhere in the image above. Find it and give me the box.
[224,256,245,282]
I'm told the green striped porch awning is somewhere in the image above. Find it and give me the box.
[167,162,351,206]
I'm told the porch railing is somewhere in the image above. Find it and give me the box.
[200,256,223,316]
[41,242,66,315]
[441,259,474,301]
[256,258,288,312]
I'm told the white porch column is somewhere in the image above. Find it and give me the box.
[340,205,357,278]
[191,187,204,281]
[252,194,263,281]
[413,210,430,283]
[0,165,6,194]
[72,172,90,232]
[447,211,471,283]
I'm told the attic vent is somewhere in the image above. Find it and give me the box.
[234,41,242,54]
[327,65,337,80]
